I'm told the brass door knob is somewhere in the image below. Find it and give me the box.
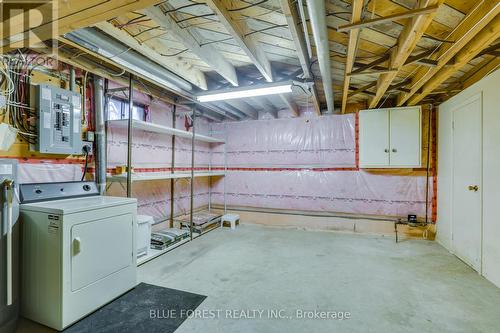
[468,185,479,192]
[392,148,397,153]
[384,149,389,153]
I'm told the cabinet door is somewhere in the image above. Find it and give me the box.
[359,109,390,167]
[389,107,421,167]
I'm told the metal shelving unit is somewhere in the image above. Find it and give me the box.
[105,77,226,266]
[106,119,225,143]
[107,171,225,183]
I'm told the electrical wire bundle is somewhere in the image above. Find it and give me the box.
[1,51,42,144]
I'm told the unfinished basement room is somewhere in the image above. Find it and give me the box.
[1,0,500,332]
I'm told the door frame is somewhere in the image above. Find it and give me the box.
[450,92,483,273]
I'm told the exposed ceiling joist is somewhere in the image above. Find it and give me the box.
[205,0,273,82]
[475,43,500,58]
[144,5,239,86]
[348,78,411,98]
[408,16,500,105]
[279,93,300,117]
[340,0,364,114]
[203,103,240,121]
[2,0,162,52]
[307,0,335,113]
[95,21,207,90]
[404,49,433,66]
[337,5,439,32]
[195,108,225,122]
[226,100,259,119]
[207,103,242,120]
[416,58,438,66]
[249,97,278,118]
[280,0,312,78]
[369,0,445,108]
[350,54,390,75]
[213,101,248,119]
[388,79,412,92]
[453,57,500,91]
[348,81,377,97]
[51,47,176,105]
[348,68,397,77]
[398,1,500,106]
[280,0,321,115]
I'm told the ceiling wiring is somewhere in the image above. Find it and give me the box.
[160,49,190,57]
[228,0,269,12]
[132,26,164,38]
[175,13,217,24]
[244,24,288,37]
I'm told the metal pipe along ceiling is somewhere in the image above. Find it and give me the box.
[306,0,334,113]
[64,28,193,93]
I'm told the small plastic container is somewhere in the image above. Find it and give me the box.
[137,215,154,258]
[0,123,18,151]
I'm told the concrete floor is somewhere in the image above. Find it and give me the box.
[16,224,500,332]
[139,224,500,333]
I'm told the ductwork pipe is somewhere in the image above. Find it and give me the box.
[65,28,193,94]
[306,0,335,113]
[93,76,107,195]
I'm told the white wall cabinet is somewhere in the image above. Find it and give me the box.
[359,106,421,168]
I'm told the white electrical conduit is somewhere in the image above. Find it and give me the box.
[4,179,14,306]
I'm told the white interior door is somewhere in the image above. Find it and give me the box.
[359,109,390,167]
[389,107,421,167]
[452,93,482,272]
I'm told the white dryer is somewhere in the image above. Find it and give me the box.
[19,181,137,330]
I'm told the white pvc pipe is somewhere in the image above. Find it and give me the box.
[6,183,13,306]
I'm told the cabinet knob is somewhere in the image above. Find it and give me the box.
[392,148,397,153]
[468,185,479,192]
[384,149,389,153]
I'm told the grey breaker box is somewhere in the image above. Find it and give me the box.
[35,84,82,154]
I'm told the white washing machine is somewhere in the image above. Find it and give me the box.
[19,181,137,331]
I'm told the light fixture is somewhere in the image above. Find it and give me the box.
[197,83,293,102]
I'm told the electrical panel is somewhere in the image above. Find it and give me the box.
[35,84,82,154]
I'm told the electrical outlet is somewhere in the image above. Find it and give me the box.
[82,141,93,155]
[86,131,95,142]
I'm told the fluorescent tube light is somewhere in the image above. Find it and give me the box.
[197,84,293,102]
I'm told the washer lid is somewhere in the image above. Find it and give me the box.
[20,195,137,214]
